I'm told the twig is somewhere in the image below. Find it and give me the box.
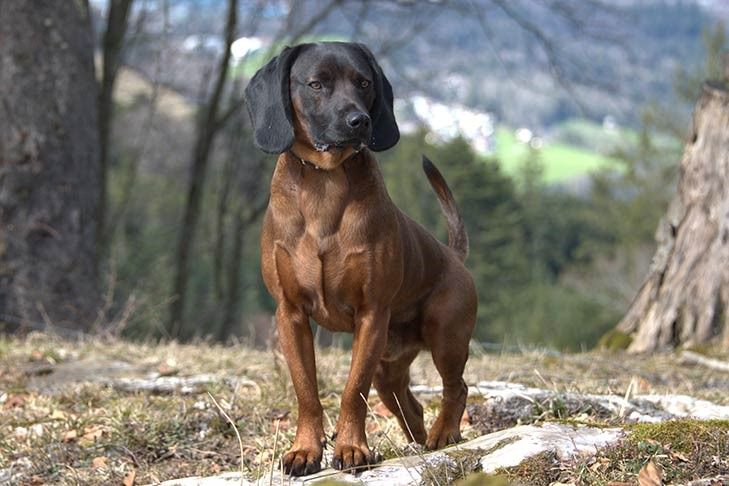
[269,418,281,486]
[620,377,637,419]
[680,350,729,373]
[208,392,245,486]
[359,392,418,484]
[391,393,442,486]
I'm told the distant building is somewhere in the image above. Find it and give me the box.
[230,37,263,61]
[404,95,496,154]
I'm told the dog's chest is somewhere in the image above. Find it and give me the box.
[272,191,370,330]
[276,236,368,331]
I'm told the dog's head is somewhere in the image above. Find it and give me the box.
[244,42,399,169]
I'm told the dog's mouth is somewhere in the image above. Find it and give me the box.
[314,139,367,152]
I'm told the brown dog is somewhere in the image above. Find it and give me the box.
[244,42,477,476]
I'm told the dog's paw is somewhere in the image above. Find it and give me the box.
[282,448,322,476]
[425,420,461,450]
[331,443,380,472]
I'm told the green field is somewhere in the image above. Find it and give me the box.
[493,126,619,183]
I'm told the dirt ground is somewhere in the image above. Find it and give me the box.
[1,333,728,485]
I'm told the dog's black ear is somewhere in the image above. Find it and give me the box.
[356,44,399,152]
[244,45,303,154]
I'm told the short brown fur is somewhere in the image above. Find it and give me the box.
[255,43,477,476]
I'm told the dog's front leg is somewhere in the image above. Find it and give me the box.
[276,302,325,476]
[332,307,389,471]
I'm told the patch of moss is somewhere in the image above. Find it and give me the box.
[421,448,486,486]
[494,451,560,486]
[596,329,633,351]
[569,419,729,484]
[627,418,729,454]
[454,472,510,486]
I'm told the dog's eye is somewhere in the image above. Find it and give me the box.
[359,80,370,89]
[308,81,322,90]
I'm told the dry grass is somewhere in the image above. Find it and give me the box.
[1,333,728,484]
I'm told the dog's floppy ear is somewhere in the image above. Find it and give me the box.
[244,45,303,154]
[356,44,399,152]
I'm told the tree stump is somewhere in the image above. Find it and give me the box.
[617,81,729,352]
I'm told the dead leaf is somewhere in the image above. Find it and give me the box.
[638,460,663,486]
[671,451,690,462]
[50,409,66,420]
[62,429,78,442]
[3,394,26,409]
[157,363,178,377]
[81,425,105,442]
[29,475,44,485]
[92,456,108,468]
[607,482,633,486]
[122,470,136,486]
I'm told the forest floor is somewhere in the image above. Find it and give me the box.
[1,333,728,485]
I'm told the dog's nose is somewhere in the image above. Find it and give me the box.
[346,111,371,130]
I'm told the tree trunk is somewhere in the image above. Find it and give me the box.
[167,0,237,338]
[617,82,729,352]
[98,0,134,255]
[0,1,101,331]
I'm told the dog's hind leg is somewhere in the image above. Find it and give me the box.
[373,348,427,444]
[421,272,477,450]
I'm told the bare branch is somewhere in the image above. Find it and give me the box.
[168,0,238,337]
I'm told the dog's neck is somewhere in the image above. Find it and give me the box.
[286,146,368,171]
[288,150,323,170]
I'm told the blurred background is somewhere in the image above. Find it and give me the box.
[2,0,727,351]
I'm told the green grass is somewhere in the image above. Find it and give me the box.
[493,127,619,183]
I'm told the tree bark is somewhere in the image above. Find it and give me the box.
[0,1,101,331]
[617,82,729,352]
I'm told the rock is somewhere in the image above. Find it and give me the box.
[475,424,623,473]
[24,357,258,395]
[463,381,729,426]
[153,423,623,486]
[112,374,220,394]
[686,476,729,485]
[637,394,729,420]
[153,382,729,486]
[155,472,252,485]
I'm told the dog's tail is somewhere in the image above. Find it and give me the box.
[422,155,469,261]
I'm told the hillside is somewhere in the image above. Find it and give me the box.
[111,0,723,131]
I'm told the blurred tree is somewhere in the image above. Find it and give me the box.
[167,0,347,339]
[168,0,238,338]
[98,0,135,255]
[0,1,101,332]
